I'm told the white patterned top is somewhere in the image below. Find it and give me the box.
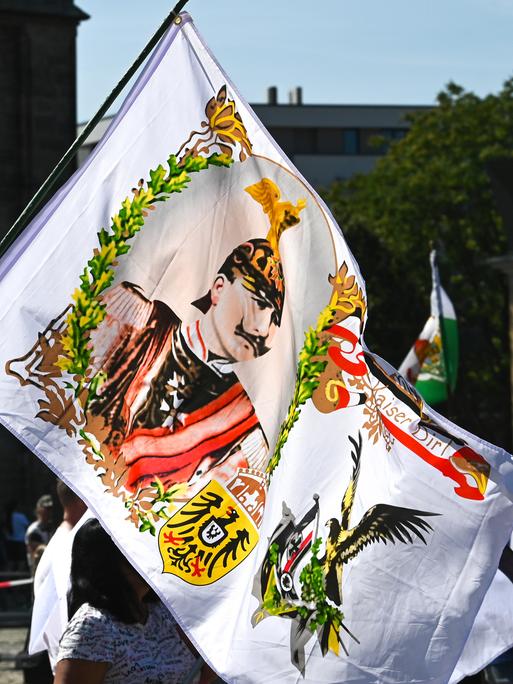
[57,600,197,683]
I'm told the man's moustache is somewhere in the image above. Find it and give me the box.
[235,324,269,357]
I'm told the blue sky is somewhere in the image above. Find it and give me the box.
[76,0,513,122]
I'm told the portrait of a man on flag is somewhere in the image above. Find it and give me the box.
[5,163,309,507]
[85,185,304,496]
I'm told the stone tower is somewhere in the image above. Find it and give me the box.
[0,0,88,239]
[0,0,87,517]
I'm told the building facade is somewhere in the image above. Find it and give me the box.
[78,97,430,187]
[0,0,88,239]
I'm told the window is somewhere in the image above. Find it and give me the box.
[293,128,316,154]
[317,128,359,155]
[360,129,386,155]
[388,128,407,141]
[267,127,294,155]
[359,128,407,155]
[267,125,407,157]
[342,129,359,155]
[266,127,316,155]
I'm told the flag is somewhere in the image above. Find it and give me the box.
[399,250,458,405]
[399,252,513,679]
[450,543,513,682]
[0,12,512,683]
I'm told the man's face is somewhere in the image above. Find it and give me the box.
[38,506,52,526]
[208,275,278,362]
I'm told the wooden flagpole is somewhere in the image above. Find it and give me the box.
[0,0,190,261]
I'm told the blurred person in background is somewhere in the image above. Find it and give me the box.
[29,480,88,673]
[25,495,55,573]
[4,500,29,570]
[18,484,86,684]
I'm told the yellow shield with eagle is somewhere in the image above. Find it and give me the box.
[159,478,260,585]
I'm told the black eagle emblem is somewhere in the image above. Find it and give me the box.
[321,431,439,608]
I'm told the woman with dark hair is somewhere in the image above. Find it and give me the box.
[53,518,197,683]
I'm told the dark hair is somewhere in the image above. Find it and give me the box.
[68,518,154,623]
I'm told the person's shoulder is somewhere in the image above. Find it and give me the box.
[151,296,180,328]
[66,603,113,633]
[25,520,42,542]
[13,511,29,524]
[37,524,66,552]
[149,600,180,631]
[101,282,179,329]
[25,520,38,534]
[151,599,170,615]
[58,603,116,665]
[73,602,109,622]
[61,603,115,647]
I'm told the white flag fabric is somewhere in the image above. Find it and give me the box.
[1,13,513,683]
[450,552,513,682]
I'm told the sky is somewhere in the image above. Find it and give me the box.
[76,0,513,123]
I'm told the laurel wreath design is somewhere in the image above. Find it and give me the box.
[50,85,253,534]
[266,303,336,476]
[56,152,232,393]
[64,152,233,535]
[267,265,366,477]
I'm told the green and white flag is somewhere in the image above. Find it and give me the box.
[399,250,458,404]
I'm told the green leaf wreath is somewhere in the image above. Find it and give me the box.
[266,300,337,476]
[57,152,232,392]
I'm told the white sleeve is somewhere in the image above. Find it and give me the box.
[57,605,116,665]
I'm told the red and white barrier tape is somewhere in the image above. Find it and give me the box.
[0,577,33,589]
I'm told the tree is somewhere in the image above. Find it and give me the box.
[324,79,513,449]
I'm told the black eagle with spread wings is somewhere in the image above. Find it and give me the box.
[321,431,439,608]
[252,431,439,670]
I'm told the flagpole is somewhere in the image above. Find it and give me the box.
[431,248,454,414]
[0,0,190,261]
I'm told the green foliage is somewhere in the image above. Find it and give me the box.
[149,478,189,519]
[57,152,232,391]
[268,542,280,566]
[78,429,104,460]
[124,477,190,536]
[262,577,291,616]
[266,301,336,476]
[137,515,156,536]
[323,78,513,448]
[298,538,344,632]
